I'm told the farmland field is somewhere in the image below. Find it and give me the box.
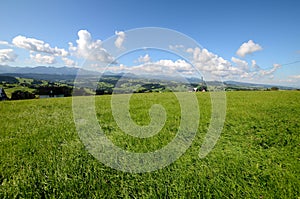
[0,91,299,198]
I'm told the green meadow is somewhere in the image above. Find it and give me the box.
[0,91,299,198]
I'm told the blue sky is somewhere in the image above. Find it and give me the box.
[0,0,299,87]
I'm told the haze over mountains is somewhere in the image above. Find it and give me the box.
[0,65,97,76]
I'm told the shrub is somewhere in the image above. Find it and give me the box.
[271,87,279,91]
[11,90,36,100]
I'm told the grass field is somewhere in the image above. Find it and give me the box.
[0,91,299,198]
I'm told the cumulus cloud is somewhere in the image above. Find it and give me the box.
[12,35,68,57]
[188,47,231,71]
[236,40,263,57]
[105,59,195,76]
[186,46,280,80]
[187,47,244,77]
[231,57,249,71]
[152,59,194,74]
[0,49,17,63]
[103,44,281,81]
[137,54,151,63]
[69,30,115,63]
[114,31,125,49]
[62,57,76,67]
[30,53,56,64]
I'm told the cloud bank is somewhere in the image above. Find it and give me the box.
[103,46,280,81]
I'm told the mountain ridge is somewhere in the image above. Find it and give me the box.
[0,65,99,76]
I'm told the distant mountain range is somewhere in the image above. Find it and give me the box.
[0,65,297,90]
[0,65,99,76]
[223,81,295,90]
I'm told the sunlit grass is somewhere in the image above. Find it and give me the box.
[0,91,299,198]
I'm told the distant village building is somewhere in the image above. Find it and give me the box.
[0,88,8,101]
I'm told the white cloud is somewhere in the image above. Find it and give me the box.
[114,31,125,49]
[258,63,281,76]
[30,53,56,64]
[231,57,249,71]
[236,40,263,57]
[12,35,68,57]
[187,47,244,77]
[62,57,76,67]
[0,49,17,63]
[69,30,115,63]
[290,74,300,79]
[0,41,10,46]
[251,60,261,70]
[169,44,185,51]
[98,44,281,82]
[153,59,194,74]
[104,59,195,76]
[137,54,151,63]
[186,46,280,80]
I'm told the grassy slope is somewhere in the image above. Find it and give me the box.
[4,86,36,99]
[0,91,299,198]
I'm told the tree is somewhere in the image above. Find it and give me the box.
[270,87,279,91]
[11,90,35,100]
